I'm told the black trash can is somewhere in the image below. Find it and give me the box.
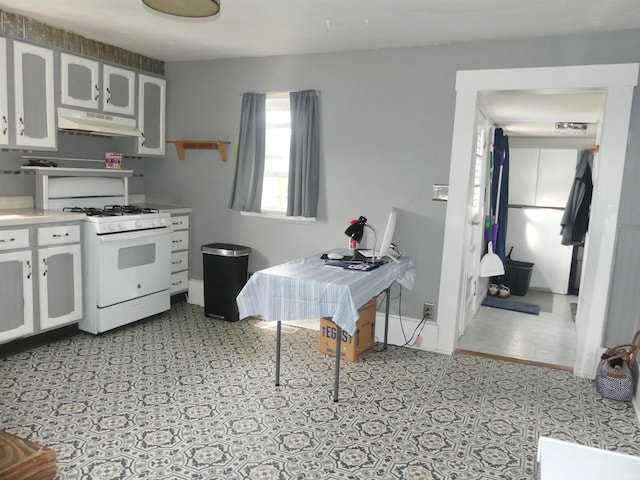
[503,259,534,296]
[202,243,251,321]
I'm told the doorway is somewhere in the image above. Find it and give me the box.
[436,64,639,377]
[457,92,602,368]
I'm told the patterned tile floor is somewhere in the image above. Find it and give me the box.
[1,302,639,479]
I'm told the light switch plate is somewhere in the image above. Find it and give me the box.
[432,184,449,201]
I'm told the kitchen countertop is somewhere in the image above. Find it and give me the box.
[0,209,86,227]
[0,203,192,227]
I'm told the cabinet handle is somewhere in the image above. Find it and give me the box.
[106,87,111,103]
[172,280,183,286]
[2,115,6,135]
[42,258,48,276]
[172,260,182,265]
[52,233,70,238]
[0,237,15,243]
[26,260,31,280]
[141,132,145,146]
[172,240,181,244]
[94,84,99,101]
[19,117,24,136]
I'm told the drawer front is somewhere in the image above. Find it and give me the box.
[0,229,29,251]
[171,250,188,273]
[170,270,188,294]
[171,230,189,251]
[38,225,80,246]
[171,215,189,230]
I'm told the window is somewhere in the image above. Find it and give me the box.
[230,90,319,219]
[261,93,291,214]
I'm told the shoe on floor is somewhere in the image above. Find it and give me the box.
[499,285,510,298]
[488,283,499,296]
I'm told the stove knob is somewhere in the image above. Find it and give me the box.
[117,223,124,231]
[152,219,160,226]
[135,220,144,228]
[108,224,116,231]
[160,217,168,226]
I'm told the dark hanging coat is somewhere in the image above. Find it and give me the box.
[560,150,593,245]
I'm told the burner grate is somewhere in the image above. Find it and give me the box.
[63,205,160,217]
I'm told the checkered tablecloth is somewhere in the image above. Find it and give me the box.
[236,252,415,335]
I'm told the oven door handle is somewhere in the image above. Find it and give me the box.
[98,228,171,243]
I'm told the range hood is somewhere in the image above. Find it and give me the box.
[57,107,142,137]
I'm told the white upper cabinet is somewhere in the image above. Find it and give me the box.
[137,74,166,156]
[0,38,9,146]
[103,64,136,116]
[13,41,56,149]
[60,52,100,110]
[509,148,578,208]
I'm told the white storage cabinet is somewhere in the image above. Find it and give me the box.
[0,222,83,344]
[170,214,189,295]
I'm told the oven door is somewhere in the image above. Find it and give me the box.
[95,228,171,307]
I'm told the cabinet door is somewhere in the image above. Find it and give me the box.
[536,149,577,208]
[0,250,34,343]
[13,41,56,149]
[508,148,539,206]
[60,53,100,110]
[103,64,135,116]
[137,74,166,156]
[38,244,82,330]
[0,38,9,146]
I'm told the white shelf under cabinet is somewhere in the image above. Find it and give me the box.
[21,166,133,178]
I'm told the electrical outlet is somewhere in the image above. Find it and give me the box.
[423,303,435,321]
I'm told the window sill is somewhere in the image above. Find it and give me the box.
[240,211,316,223]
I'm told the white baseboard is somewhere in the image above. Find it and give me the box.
[375,313,443,353]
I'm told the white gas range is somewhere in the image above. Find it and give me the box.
[33,171,173,334]
[64,204,172,334]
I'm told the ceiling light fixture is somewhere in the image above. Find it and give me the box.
[142,0,221,18]
[554,122,588,132]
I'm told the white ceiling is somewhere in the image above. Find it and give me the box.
[0,0,635,137]
[2,0,639,62]
[479,92,607,138]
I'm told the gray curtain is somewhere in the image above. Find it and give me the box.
[287,90,319,218]
[228,93,266,213]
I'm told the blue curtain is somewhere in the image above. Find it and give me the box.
[287,90,320,218]
[228,93,266,213]
[491,128,509,261]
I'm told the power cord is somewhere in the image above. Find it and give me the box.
[373,285,427,350]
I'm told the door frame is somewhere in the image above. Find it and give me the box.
[437,63,638,377]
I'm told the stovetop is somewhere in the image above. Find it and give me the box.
[63,205,160,217]
[64,205,170,234]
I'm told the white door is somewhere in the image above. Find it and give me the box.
[13,41,56,149]
[137,74,166,156]
[103,64,136,116]
[460,112,491,335]
[0,38,9,146]
[38,244,83,330]
[60,52,100,110]
[0,250,34,342]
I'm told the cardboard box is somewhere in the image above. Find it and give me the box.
[319,297,377,362]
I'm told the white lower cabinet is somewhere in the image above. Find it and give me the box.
[0,222,82,344]
[170,214,189,295]
[37,243,82,329]
[0,249,34,343]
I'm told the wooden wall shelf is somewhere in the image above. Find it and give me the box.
[167,141,230,161]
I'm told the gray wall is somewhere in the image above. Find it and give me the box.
[145,29,640,329]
